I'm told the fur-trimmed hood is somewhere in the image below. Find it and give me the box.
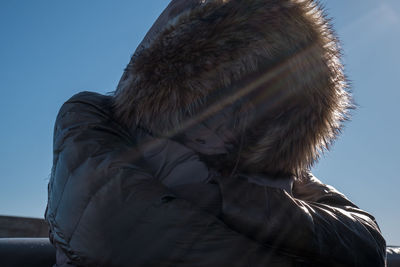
[112,0,352,176]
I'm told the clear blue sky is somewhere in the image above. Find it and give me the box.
[0,1,399,245]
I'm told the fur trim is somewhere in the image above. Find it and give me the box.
[112,0,352,176]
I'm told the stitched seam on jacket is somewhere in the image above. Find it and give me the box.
[53,155,91,217]
[66,173,118,243]
[67,169,154,244]
[53,124,131,216]
[50,168,155,265]
[52,107,102,216]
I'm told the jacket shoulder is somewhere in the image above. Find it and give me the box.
[65,90,111,104]
[53,91,130,135]
[57,91,113,117]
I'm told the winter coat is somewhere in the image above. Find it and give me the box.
[45,0,387,266]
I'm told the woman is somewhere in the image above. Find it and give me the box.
[45,0,386,266]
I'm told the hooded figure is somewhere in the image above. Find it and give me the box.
[45,0,387,266]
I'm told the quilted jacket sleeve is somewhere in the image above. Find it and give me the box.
[45,91,297,267]
[215,173,387,267]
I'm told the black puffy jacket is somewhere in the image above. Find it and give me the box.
[46,0,387,266]
[45,91,386,266]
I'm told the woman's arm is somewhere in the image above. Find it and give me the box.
[214,172,387,267]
